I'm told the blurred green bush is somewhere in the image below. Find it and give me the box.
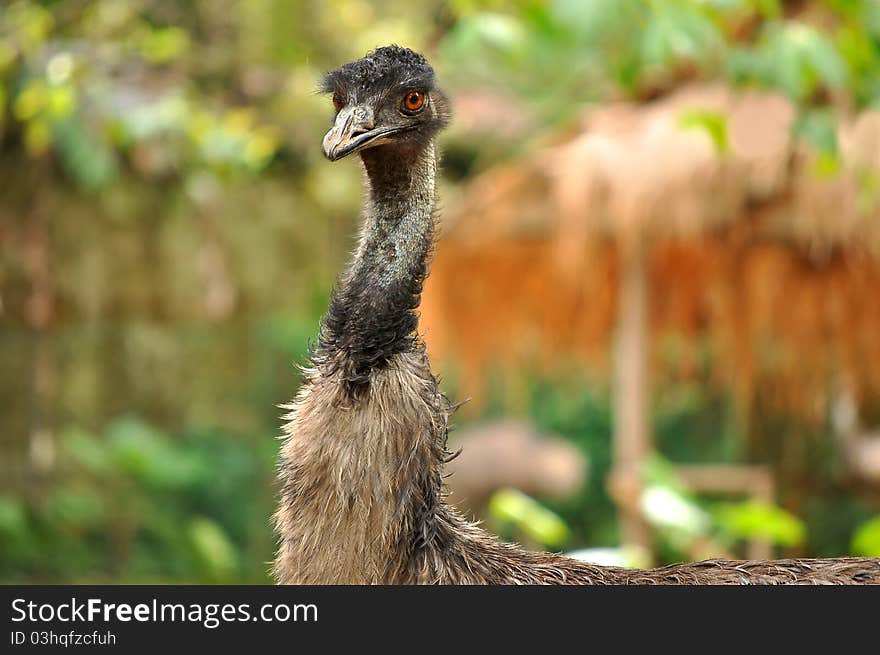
[0,417,275,583]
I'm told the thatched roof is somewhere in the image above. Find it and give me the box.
[446,84,880,257]
[422,84,880,424]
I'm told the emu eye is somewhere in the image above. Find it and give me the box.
[402,91,425,113]
[332,94,343,112]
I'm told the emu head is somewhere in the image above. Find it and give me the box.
[320,45,451,161]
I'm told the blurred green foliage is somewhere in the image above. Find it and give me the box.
[713,500,806,547]
[1,0,879,582]
[679,109,730,154]
[851,516,880,557]
[488,487,571,548]
[441,0,880,172]
[490,374,873,564]
[0,0,283,185]
[488,448,809,559]
[0,417,274,582]
[443,0,880,108]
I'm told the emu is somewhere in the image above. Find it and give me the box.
[273,45,880,584]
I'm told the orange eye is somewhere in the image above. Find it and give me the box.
[332,95,343,112]
[403,91,425,113]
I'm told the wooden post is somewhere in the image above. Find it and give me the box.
[609,235,652,559]
[675,464,776,560]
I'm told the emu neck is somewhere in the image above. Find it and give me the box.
[358,142,436,287]
[318,143,437,391]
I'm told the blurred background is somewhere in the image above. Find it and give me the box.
[1,0,880,583]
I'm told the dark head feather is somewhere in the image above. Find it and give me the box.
[321,45,439,99]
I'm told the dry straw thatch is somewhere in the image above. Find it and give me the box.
[422,84,880,425]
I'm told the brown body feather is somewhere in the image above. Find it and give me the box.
[272,46,880,585]
[274,348,880,584]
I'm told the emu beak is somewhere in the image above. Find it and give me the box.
[322,105,409,161]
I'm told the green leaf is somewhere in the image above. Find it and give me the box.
[139,27,191,64]
[13,80,47,121]
[64,428,113,477]
[45,488,106,530]
[188,517,238,580]
[795,108,838,155]
[640,1,723,69]
[0,40,16,73]
[795,109,840,176]
[107,417,206,489]
[46,84,75,118]
[488,487,570,547]
[713,500,806,547]
[641,485,712,538]
[679,109,729,154]
[752,0,782,19]
[851,515,880,557]
[3,1,55,53]
[52,117,117,190]
[0,495,28,536]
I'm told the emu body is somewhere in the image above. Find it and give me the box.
[273,46,880,585]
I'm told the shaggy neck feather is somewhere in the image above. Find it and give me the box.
[316,143,437,394]
[357,142,436,287]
